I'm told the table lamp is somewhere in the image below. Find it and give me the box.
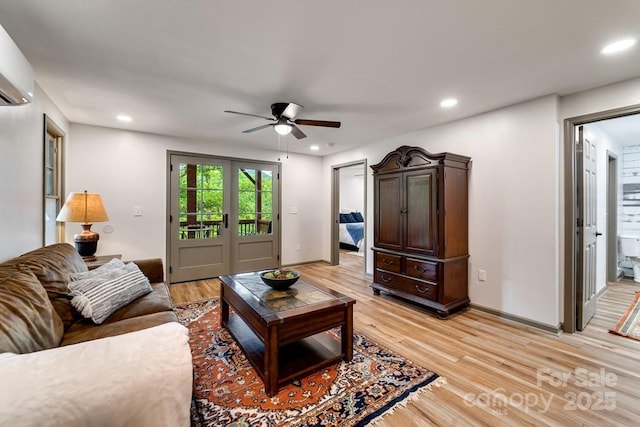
[56,191,109,261]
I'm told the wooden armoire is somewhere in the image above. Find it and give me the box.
[371,145,471,318]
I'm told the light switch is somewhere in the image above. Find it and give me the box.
[289,206,298,214]
[133,206,142,217]
[478,269,487,282]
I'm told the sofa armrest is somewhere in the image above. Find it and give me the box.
[0,323,192,427]
[129,258,164,283]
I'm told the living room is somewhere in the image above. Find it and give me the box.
[2,2,640,426]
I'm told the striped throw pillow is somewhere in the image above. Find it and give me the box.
[68,260,152,324]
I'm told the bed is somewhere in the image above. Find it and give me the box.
[339,212,364,251]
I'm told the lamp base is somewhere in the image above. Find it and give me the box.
[74,223,100,261]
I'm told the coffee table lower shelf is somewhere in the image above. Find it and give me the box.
[226,314,344,388]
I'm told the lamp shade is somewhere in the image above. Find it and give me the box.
[56,191,109,223]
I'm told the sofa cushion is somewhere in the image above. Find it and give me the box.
[0,322,192,427]
[68,282,173,328]
[130,258,164,284]
[11,243,88,330]
[68,260,153,324]
[0,267,64,354]
[61,311,179,346]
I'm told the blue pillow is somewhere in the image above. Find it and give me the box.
[340,213,356,223]
[351,211,364,222]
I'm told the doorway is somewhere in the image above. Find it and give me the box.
[167,152,280,283]
[331,160,367,272]
[564,106,640,332]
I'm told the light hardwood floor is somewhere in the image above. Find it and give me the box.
[169,255,640,426]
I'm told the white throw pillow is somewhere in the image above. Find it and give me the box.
[68,260,152,324]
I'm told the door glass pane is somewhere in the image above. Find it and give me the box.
[45,135,55,196]
[44,198,58,245]
[238,168,273,236]
[179,163,224,240]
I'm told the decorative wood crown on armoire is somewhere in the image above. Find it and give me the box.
[371,145,471,318]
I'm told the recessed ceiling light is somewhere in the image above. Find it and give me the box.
[601,38,637,55]
[116,114,133,122]
[310,145,320,151]
[440,98,458,108]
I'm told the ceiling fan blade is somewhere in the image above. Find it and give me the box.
[291,125,307,139]
[242,124,273,133]
[294,119,341,128]
[224,110,275,121]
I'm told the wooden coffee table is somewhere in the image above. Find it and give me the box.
[219,271,356,396]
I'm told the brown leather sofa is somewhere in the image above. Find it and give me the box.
[0,243,192,426]
[0,242,178,353]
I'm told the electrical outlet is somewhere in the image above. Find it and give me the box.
[296,243,300,251]
[478,269,487,282]
[133,206,142,217]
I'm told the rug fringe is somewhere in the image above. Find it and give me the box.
[368,376,447,426]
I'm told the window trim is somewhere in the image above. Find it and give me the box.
[43,114,65,245]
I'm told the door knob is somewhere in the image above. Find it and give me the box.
[595,232,602,237]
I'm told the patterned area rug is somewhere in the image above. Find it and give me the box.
[175,299,445,426]
[610,291,640,341]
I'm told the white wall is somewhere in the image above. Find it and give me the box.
[0,84,69,261]
[620,145,640,236]
[560,77,640,120]
[339,164,365,214]
[323,95,561,328]
[66,124,324,265]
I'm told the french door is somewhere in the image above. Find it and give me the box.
[168,154,280,283]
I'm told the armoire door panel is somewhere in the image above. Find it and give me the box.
[375,174,403,250]
[405,170,437,255]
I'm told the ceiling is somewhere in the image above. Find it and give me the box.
[1,1,639,156]
[590,113,640,146]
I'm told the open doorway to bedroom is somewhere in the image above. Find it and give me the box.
[331,160,366,273]
[564,106,640,332]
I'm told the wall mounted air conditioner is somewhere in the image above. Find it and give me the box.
[0,24,34,105]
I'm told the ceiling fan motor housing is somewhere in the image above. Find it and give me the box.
[271,102,302,119]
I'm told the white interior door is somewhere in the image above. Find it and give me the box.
[577,126,598,330]
[169,155,230,283]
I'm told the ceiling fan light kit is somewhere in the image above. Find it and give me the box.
[225,102,341,140]
[274,119,292,135]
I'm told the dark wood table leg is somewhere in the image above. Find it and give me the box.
[220,284,229,327]
[343,304,353,361]
[264,325,279,397]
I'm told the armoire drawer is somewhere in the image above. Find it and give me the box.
[405,258,438,282]
[375,270,438,301]
[375,252,402,273]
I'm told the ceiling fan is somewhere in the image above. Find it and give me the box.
[224,102,341,139]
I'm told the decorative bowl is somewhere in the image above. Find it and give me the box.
[260,269,300,290]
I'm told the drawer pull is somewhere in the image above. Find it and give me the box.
[413,265,427,273]
[415,285,430,293]
[383,259,394,265]
[380,275,391,283]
